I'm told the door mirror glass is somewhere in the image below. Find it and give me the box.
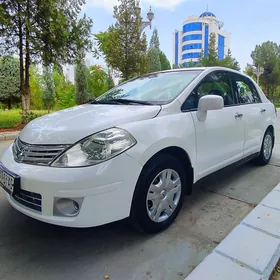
[197,95,224,121]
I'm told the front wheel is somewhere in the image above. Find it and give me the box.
[254,129,274,166]
[130,154,186,233]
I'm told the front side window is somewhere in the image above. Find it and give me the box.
[97,71,202,104]
[182,71,236,110]
[233,75,261,104]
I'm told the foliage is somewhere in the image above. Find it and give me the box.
[172,63,187,69]
[0,109,48,129]
[87,65,109,98]
[251,41,280,102]
[139,32,148,75]
[30,65,44,110]
[52,69,75,110]
[199,33,217,66]
[199,33,240,70]
[150,28,160,50]
[220,50,240,71]
[149,28,170,71]
[147,48,161,73]
[159,51,171,70]
[42,66,55,112]
[106,70,115,90]
[0,56,20,109]
[75,58,89,104]
[0,0,92,121]
[94,0,147,80]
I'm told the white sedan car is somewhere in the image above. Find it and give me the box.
[0,67,277,233]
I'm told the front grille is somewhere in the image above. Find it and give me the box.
[13,137,68,166]
[13,189,42,212]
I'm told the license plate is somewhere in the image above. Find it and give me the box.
[0,162,20,195]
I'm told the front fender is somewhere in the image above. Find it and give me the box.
[120,112,196,172]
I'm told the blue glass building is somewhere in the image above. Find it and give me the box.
[173,11,230,67]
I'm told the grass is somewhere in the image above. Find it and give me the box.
[0,109,49,129]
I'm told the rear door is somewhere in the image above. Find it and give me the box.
[230,73,266,157]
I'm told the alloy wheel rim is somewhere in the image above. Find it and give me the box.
[146,169,182,223]
[263,134,273,160]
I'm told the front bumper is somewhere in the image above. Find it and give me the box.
[1,144,143,227]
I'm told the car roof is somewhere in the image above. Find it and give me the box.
[153,66,241,75]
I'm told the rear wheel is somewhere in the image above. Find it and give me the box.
[130,154,186,233]
[254,129,273,166]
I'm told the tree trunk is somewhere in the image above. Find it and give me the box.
[8,98,12,110]
[47,104,50,114]
[23,0,31,122]
[18,3,26,122]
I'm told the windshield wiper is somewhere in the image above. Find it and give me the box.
[103,99,154,105]
[86,98,154,105]
[86,99,100,104]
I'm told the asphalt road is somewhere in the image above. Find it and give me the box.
[0,114,279,280]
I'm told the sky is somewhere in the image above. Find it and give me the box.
[67,0,280,79]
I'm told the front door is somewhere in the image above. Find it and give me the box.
[183,70,245,180]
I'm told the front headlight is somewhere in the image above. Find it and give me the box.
[51,128,136,167]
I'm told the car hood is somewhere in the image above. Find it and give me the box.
[19,104,161,144]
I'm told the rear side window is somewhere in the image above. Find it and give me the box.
[233,75,261,104]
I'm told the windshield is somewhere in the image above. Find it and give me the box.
[96,71,202,104]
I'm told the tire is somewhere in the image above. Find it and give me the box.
[254,129,274,166]
[130,154,186,234]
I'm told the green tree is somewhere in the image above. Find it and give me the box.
[147,48,161,73]
[94,0,147,80]
[172,63,187,69]
[52,68,74,109]
[42,66,55,112]
[220,49,240,71]
[199,33,218,66]
[87,65,109,98]
[159,51,171,70]
[0,0,92,121]
[107,69,115,90]
[139,32,148,75]
[75,58,89,104]
[0,56,20,109]
[30,65,44,110]
[199,34,240,70]
[52,69,75,110]
[251,41,280,101]
[150,28,160,50]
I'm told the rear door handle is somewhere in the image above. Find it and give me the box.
[261,108,266,113]
[235,113,243,119]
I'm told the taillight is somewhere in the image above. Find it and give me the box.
[275,105,277,116]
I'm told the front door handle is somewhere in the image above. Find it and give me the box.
[261,108,266,113]
[235,113,243,119]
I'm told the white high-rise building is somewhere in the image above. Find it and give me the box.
[172,11,230,67]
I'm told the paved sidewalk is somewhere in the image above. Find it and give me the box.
[185,183,280,280]
[0,131,20,142]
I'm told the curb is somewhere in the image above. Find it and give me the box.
[185,183,280,280]
[0,131,20,142]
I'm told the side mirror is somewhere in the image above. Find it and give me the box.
[197,95,224,121]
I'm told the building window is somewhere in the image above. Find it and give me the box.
[175,32,179,66]
[182,34,202,41]
[182,43,202,51]
[183,22,202,33]
[218,35,225,60]
[182,52,201,60]
[204,25,209,58]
